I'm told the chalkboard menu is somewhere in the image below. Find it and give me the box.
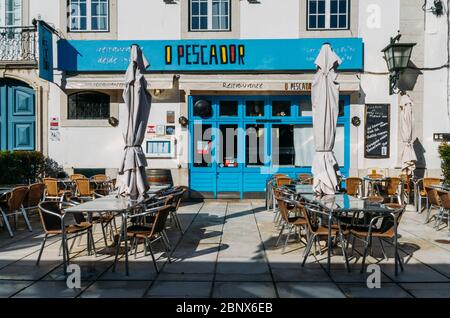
[364,104,390,158]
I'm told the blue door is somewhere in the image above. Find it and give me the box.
[0,79,36,151]
[189,95,350,199]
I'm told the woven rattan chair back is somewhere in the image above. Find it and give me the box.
[346,177,362,196]
[24,183,45,208]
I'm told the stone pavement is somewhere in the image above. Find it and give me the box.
[0,200,449,298]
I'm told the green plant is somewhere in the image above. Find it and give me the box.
[438,142,450,186]
[0,151,65,185]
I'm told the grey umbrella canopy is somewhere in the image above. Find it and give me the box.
[118,44,151,197]
[400,93,417,173]
[311,44,342,196]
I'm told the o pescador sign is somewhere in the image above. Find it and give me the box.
[58,38,363,72]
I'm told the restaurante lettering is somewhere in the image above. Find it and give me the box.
[165,44,245,66]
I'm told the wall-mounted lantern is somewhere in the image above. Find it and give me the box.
[381,32,416,95]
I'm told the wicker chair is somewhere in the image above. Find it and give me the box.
[75,178,102,201]
[345,177,362,197]
[301,204,349,268]
[298,173,313,185]
[435,190,450,232]
[0,186,31,237]
[36,201,95,267]
[70,174,87,181]
[366,196,385,204]
[418,178,442,212]
[43,178,70,201]
[349,203,405,273]
[274,197,307,253]
[276,177,293,187]
[122,205,173,273]
[384,177,402,204]
[23,183,45,214]
[424,187,442,224]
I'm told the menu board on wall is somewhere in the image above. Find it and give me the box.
[364,104,390,158]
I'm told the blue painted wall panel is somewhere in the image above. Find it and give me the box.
[58,38,364,72]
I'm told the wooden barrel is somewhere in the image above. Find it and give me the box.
[146,169,173,186]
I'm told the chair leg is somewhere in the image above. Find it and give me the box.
[379,238,388,260]
[360,236,371,274]
[424,206,433,224]
[89,230,97,257]
[112,228,123,272]
[282,225,293,253]
[0,211,13,238]
[100,221,108,248]
[275,224,285,247]
[21,208,32,232]
[350,235,356,257]
[302,235,315,267]
[435,208,444,229]
[147,240,159,273]
[36,234,48,266]
[172,212,183,234]
[134,237,139,259]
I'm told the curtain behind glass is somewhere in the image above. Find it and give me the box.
[294,125,315,167]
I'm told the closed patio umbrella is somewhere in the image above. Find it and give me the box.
[118,44,151,197]
[400,92,417,173]
[311,44,342,196]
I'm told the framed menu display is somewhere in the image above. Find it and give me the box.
[364,104,390,158]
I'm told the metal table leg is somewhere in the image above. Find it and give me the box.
[123,212,129,276]
[327,211,333,273]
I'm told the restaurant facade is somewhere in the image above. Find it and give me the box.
[1,0,449,198]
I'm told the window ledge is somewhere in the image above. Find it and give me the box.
[61,119,114,128]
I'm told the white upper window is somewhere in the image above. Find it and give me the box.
[0,0,21,27]
[308,0,349,30]
[190,0,230,31]
[69,0,109,32]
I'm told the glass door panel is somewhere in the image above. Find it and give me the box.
[193,123,214,168]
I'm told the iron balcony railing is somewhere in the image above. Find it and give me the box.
[0,26,37,64]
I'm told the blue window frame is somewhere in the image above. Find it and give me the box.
[308,0,349,30]
[188,95,351,198]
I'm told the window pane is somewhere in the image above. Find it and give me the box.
[246,124,265,167]
[68,92,110,120]
[293,125,315,167]
[79,17,87,30]
[200,2,207,15]
[246,100,265,117]
[191,17,199,30]
[272,100,291,117]
[339,0,347,13]
[317,0,326,13]
[272,125,295,166]
[330,14,338,28]
[192,2,199,15]
[212,1,219,15]
[200,16,207,29]
[219,100,238,117]
[193,124,213,168]
[331,0,338,13]
[299,100,312,117]
[339,14,347,28]
[221,2,228,15]
[318,15,325,28]
[309,15,317,29]
[218,125,238,168]
[309,0,317,14]
[212,15,219,30]
[221,16,228,29]
[335,125,345,165]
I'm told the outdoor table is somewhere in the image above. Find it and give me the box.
[65,194,148,275]
[300,193,403,275]
[431,184,450,193]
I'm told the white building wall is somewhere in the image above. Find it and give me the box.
[29,0,60,26]
[422,0,450,176]
[356,0,401,176]
[117,0,181,40]
[240,0,300,39]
